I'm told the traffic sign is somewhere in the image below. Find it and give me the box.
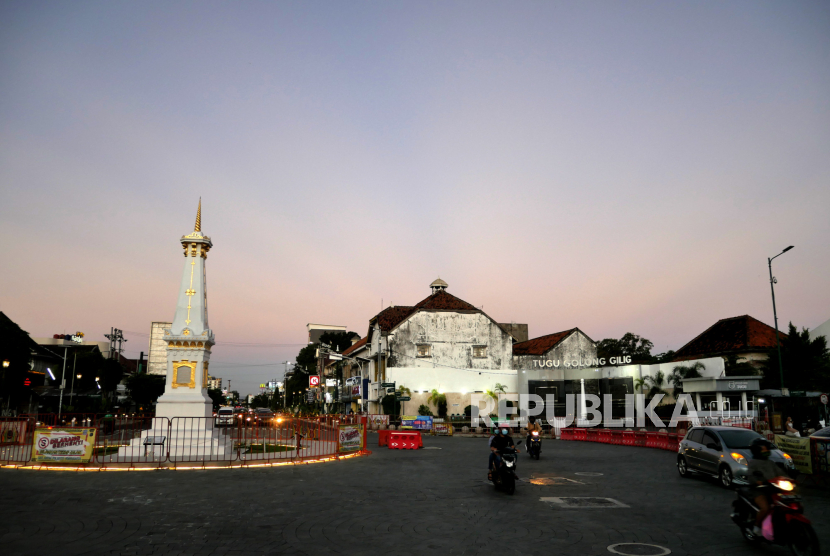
[309,376,320,387]
[396,396,411,402]
[381,382,395,388]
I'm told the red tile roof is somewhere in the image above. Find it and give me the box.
[372,306,416,332]
[342,336,368,356]
[414,290,480,312]
[512,328,578,356]
[672,315,788,362]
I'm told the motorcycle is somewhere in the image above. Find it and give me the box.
[527,431,541,460]
[491,446,518,495]
[730,476,820,556]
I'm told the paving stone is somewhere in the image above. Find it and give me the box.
[2,437,829,555]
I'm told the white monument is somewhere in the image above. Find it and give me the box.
[119,201,230,459]
[155,198,214,418]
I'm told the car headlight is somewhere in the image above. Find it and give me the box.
[730,452,748,466]
[782,453,795,467]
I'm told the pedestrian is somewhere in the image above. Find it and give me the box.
[785,416,800,437]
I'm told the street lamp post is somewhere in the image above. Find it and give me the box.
[768,245,794,395]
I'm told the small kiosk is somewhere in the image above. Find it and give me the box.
[681,376,762,416]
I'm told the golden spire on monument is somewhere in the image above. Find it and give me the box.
[195,197,202,232]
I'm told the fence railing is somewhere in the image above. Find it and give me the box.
[0,414,368,468]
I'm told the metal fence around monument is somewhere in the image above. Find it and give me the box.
[0,414,367,469]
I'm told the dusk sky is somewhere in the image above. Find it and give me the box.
[2,1,828,396]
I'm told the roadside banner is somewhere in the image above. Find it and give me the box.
[433,422,453,436]
[31,427,96,463]
[775,434,812,474]
[0,421,27,445]
[400,415,433,431]
[338,423,364,453]
[367,415,389,426]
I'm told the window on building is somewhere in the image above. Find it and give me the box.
[416,344,431,357]
[472,345,487,358]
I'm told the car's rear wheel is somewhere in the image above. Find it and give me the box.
[719,466,734,489]
[677,456,691,478]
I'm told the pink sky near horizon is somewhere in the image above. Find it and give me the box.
[1,1,828,395]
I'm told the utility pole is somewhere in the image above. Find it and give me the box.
[104,328,127,361]
[768,246,794,395]
[57,347,68,418]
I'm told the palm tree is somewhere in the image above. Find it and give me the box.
[642,371,668,402]
[668,362,705,397]
[427,388,447,417]
[634,376,646,394]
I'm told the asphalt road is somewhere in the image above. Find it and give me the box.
[1,435,828,556]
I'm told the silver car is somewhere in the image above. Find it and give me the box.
[677,426,796,488]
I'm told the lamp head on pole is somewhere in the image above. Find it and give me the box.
[783,245,794,253]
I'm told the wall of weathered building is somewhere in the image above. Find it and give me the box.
[387,311,514,371]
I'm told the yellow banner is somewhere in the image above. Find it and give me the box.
[338,423,364,453]
[775,434,812,475]
[32,427,96,463]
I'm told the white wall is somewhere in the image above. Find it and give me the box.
[386,366,517,394]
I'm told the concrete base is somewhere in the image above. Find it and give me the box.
[154,395,212,420]
[118,419,232,459]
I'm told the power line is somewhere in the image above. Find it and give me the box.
[120,330,305,348]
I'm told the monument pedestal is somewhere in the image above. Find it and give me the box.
[117,417,233,460]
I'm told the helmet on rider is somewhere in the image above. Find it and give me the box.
[528,416,536,424]
[749,437,774,459]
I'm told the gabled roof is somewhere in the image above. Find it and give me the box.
[342,336,368,357]
[512,328,582,356]
[672,315,787,362]
[414,290,479,312]
[372,306,416,332]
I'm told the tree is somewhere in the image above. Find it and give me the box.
[668,362,705,396]
[417,404,433,416]
[0,314,42,411]
[597,333,655,364]
[99,358,125,396]
[124,373,165,407]
[642,371,667,402]
[318,331,360,352]
[295,344,317,373]
[427,389,447,417]
[207,388,226,410]
[762,323,830,391]
[723,354,759,377]
[250,393,270,408]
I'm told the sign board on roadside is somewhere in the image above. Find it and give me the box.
[775,434,812,474]
[337,423,364,453]
[309,376,320,387]
[396,396,411,401]
[381,382,395,388]
[31,427,96,463]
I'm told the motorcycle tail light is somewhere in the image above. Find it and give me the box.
[532,432,539,436]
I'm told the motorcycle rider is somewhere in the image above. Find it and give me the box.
[489,424,519,480]
[525,415,542,450]
[748,437,779,536]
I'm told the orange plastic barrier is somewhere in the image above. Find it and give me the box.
[665,433,679,452]
[560,428,574,440]
[574,428,587,441]
[586,428,599,442]
[388,431,422,450]
[378,429,392,447]
[622,431,635,446]
[656,431,668,450]
[645,432,659,448]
